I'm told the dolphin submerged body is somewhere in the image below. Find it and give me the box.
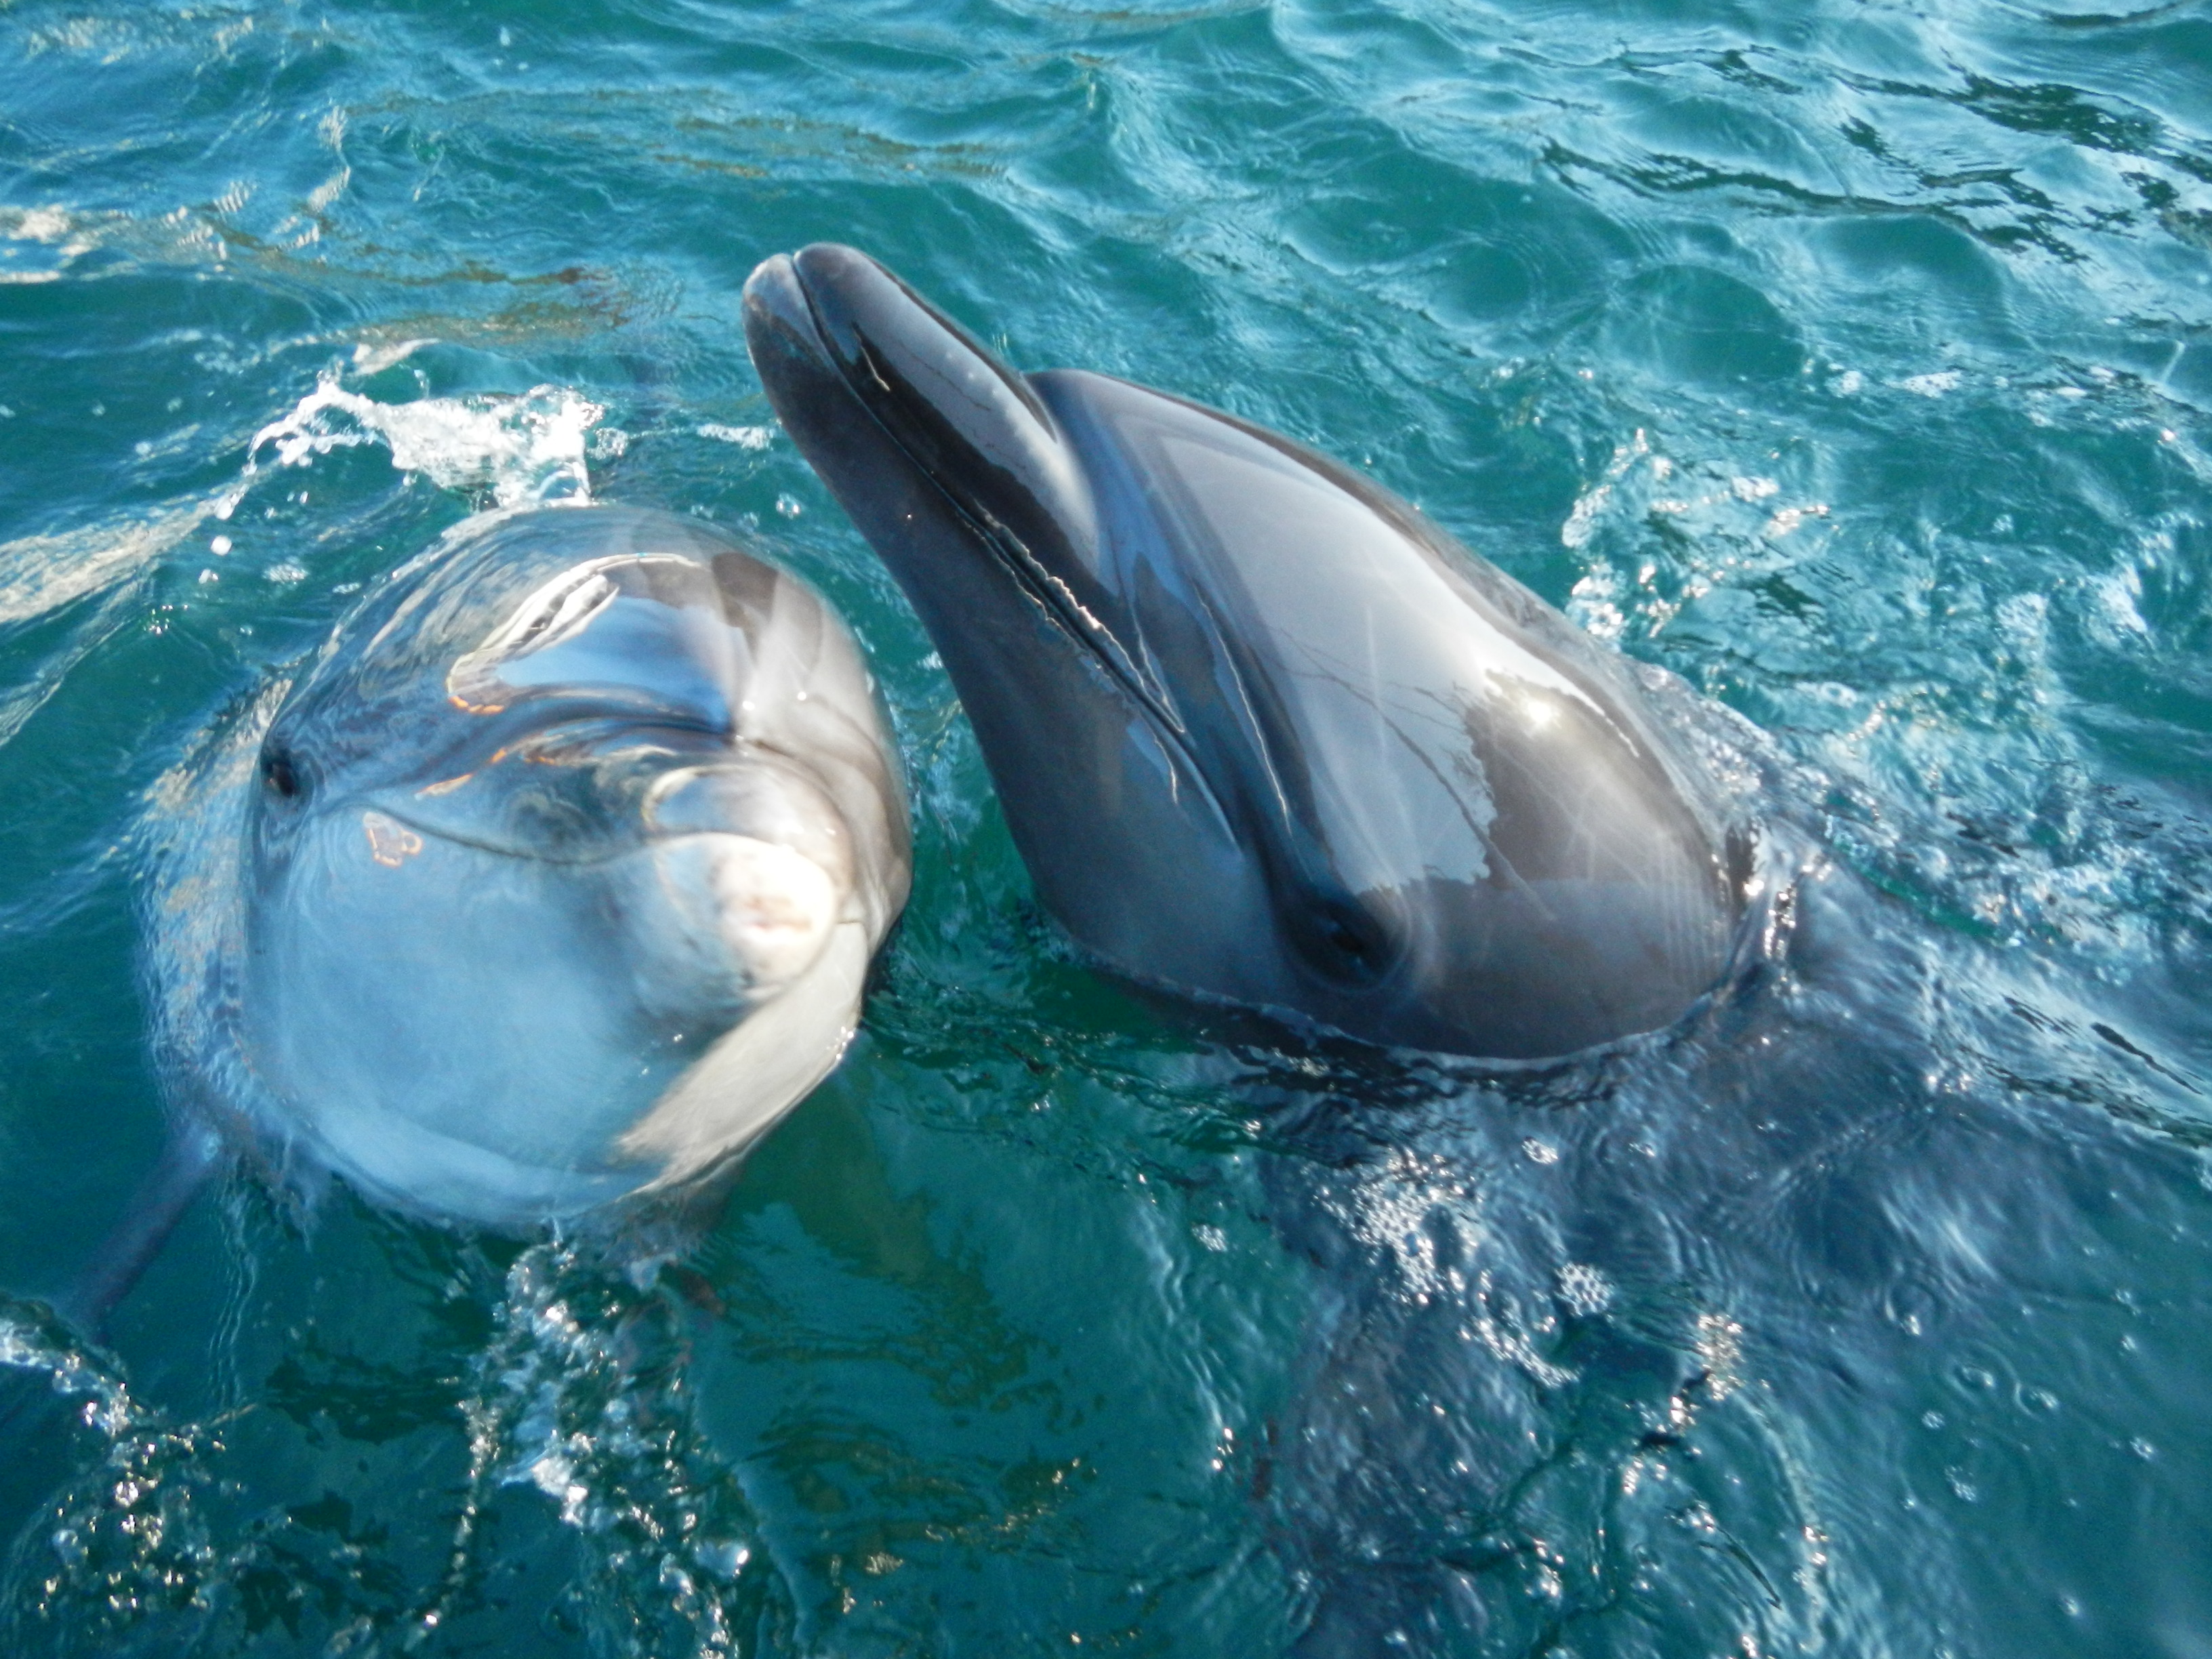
[127,504,909,1282]
[743,245,1744,1059]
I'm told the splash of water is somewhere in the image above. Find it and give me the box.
[0,1246,794,1659]
[443,1244,794,1658]
[0,1299,224,1657]
[243,377,606,510]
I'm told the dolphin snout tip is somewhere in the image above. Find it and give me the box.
[743,244,888,320]
[789,242,880,285]
[741,251,812,337]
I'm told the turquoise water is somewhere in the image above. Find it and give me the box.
[2,0,2210,1653]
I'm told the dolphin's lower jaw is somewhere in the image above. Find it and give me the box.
[283,922,869,1229]
[241,743,868,1225]
[298,1105,641,1225]
[747,245,1744,1059]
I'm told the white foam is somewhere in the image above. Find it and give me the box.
[1898,370,1961,398]
[0,1305,136,1437]
[9,205,70,242]
[696,422,773,449]
[247,375,606,508]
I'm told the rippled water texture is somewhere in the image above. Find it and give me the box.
[3,1,2210,1654]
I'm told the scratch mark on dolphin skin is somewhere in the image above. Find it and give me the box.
[417,773,474,797]
[362,810,425,867]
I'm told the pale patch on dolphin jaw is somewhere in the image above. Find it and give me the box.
[241,823,864,1225]
[645,832,842,1004]
[292,1099,649,1229]
[616,919,872,1193]
[241,859,668,1196]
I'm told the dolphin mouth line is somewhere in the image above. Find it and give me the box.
[349,800,636,867]
[350,797,753,870]
[775,255,1218,802]
[347,729,838,869]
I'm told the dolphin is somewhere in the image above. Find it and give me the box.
[78,504,909,1328]
[741,245,1744,1059]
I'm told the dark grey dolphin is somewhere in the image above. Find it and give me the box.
[742,245,1744,1059]
[100,504,908,1317]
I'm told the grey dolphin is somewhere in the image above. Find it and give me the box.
[742,245,1743,1059]
[113,504,908,1294]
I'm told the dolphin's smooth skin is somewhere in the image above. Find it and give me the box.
[743,245,1746,1059]
[136,504,909,1262]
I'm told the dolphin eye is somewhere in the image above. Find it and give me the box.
[1307,898,1397,985]
[261,747,303,799]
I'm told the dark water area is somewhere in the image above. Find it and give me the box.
[2,0,2209,1654]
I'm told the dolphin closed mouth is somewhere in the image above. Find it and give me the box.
[746,245,1747,1059]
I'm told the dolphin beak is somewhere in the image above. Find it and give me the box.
[742,245,1099,576]
[743,243,1042,420]
[739,251,849,453]
[739,251,815,348]
[742,246,1247,989]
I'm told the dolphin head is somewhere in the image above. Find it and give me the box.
[745,245,1743,1059]
[236,506,908,1223]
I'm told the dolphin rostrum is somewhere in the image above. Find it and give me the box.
[743,244,1744,1059]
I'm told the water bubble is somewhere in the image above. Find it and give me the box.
[1556,1263,1613,1316]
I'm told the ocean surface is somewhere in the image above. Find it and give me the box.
[2,1,2209,1654]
